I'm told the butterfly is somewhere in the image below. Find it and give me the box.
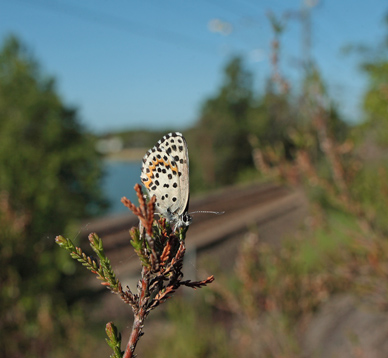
[141,132,192,230]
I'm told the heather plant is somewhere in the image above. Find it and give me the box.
[56,184,214,358]
[210,209,386,357]
[207,13,388,356]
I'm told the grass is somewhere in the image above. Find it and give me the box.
[141,297,232,358]
[293,209,356,275]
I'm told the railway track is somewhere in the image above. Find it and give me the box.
[80,182,307,284]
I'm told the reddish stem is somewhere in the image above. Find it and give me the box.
[123,309,146,358]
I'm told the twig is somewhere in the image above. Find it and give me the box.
[56,183,214,358]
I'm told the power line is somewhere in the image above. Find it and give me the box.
[10,0,218,56]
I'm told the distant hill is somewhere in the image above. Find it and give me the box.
[95,129,194,161]
[97,129,189,149]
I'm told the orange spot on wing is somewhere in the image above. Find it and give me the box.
[144,157,178,187]
[143,178,152,189]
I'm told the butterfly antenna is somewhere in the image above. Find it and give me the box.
[190,210,225,216]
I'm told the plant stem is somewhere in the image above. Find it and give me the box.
[123,309,146,358]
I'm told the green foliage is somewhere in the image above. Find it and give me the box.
[105,322,124,358]
[251,87,292,145]
[0,36,107,237]
[361,59,388,145]
[191,56,255,188]
[56,233,121,291]
[290,210,356,274]
[143,299,232,358]
[0,35,106,357]
[350,162,388,233]
[129,227,151,268]
[302,66,348,139]
[354,17,388,146]
[190,56,349,192]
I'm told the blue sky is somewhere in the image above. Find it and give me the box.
[1,0,387,133]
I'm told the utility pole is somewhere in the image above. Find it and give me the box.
[301,4,312,69]
[301,0,320,70]
[286,0,319,71]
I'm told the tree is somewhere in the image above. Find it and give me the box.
[361,59,388,146]
[352,13,388,147]
[192,56,255,188]
[0,35,107,357]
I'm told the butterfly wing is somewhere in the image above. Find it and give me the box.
[141,132,189,224]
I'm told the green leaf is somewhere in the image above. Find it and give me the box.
[105,322,123,358]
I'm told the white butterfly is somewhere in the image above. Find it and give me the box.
[141,132,191,229]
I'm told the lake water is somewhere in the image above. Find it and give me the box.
[102,160,142,214]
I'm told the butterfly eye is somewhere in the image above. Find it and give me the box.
[182,213,192,226]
